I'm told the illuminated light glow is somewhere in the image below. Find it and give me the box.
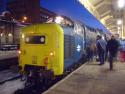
[22,34,25,39]
[22,20,25,23]
[118,29,120,34]
[50,52,54,56]
[0,33,3,36]
[23,16,27,20]
[117,19,122,25]
[8,33,12,36]
[102,36,105,40]
[76,44,81,52]
[25,37,29,42]
[55,16,63,24]
[18,50,21,54]
[118,27,120,30]
[118,0,125,8]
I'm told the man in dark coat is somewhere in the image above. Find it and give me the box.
[107,35,119,70]
[96,35,107,65]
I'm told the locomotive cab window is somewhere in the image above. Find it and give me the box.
[25,36,45,44]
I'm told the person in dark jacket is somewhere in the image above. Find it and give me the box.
[96,35,107,65]
[107,35,119,70]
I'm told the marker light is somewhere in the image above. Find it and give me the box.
[50,51,54,56]
[18,50,21,54]
[23,16,27,20]
[118,27,120,30]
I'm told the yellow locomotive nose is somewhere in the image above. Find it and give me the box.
[19,23,64,76]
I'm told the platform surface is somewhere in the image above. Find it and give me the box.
[43,62,125,94]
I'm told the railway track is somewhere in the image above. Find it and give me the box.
[14,59,86,94]
[0,55,87,94]
[0,69,21,85]
[0,57,18,71]
[0,57,20,84]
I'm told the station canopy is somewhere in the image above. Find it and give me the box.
[78,0,125,38]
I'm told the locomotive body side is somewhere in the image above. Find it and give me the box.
[63,22,85,70]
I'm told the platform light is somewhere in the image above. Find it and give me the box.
[117,19,122,25]
[102,36,105,40]
[55,16,63,24]
[118,27,121,30]
[8,33,12,36]
[21,34,25,39]
[0,33,3,36]
[118,0,125,8]
[117,27,121,35]
[23,16,27,20]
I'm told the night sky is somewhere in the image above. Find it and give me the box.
[41,0,108,33]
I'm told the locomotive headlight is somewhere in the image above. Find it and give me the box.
[40,37,45,43]
[50,51,55,56]
[25,37,29,42]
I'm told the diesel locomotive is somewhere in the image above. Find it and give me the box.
[18,18,102,85]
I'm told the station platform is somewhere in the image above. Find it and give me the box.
[43,62,125,94]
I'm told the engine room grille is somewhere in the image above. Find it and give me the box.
[64,35,75,59]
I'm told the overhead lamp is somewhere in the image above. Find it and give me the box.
[23,16,27,20]
[117,19,122,25]
[8,33,12,36]
[118,27,120,30]
[118,0,125,8]
[0,33,3,36]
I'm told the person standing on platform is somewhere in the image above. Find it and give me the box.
[96,35,107,65]
[107,35,119,70]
